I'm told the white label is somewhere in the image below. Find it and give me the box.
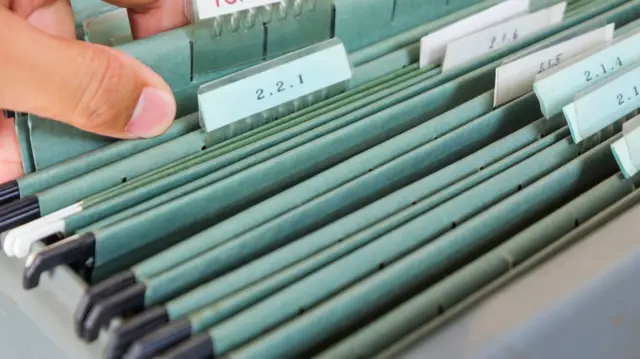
[563,63,640,143]
[534,38,610,82]
[193,0,280,20]
[419,0,530,68]
[442,2,567,72]
[494,24,614,107]
[198,38,353,133]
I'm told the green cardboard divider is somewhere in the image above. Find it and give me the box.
[316,174,635,359]
[225,135,619,359]
[334,0,485,53]
[87,61,484,272]
[173,127,570,338]
[62,67,425,240]
[14,114,35,175]
[17,115,200,197]
[161,116,564,324]
[141,89,514,305]
[28,116,114,171]
[124,0,640,285]
[37,128,205,216]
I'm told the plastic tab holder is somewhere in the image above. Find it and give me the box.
[192,0,281,21]
[611,113,640,178]
[188,7,265,76]
[534,27,640,118]
[564,61,640,143]
[83,8,133,46]
[189,0,332,76]
[494,24,615,107]
[197,38,353,146]
[264,0,333,60]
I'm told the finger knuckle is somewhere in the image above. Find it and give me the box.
[72,48,130,131]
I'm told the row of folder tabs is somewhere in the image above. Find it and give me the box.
[3,0,640,358]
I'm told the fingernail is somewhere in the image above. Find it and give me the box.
[126,87,176,138]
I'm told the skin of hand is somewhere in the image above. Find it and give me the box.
[0,0,190,182]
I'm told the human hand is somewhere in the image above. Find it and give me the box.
[0,0,190,182]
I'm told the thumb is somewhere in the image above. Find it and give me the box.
[0,9,176,139]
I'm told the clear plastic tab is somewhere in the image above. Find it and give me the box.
[190,10,265,76]
[189,0,331,76]
[534,26,640,119]
[494,24,614,108]
[566,62,640,143]
[198,38,353,145]
[83,8,133,46]
[621,113,640,176]
[192,0,281,22]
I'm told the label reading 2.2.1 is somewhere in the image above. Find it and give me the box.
[256,75,305,101]
[198,38,353,133]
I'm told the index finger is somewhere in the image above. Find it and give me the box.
[105,0,190,38]
[0,114,24,183]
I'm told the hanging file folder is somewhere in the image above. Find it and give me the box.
[2,1,640,359]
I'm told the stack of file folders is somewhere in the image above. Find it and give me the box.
[2,0,640,358]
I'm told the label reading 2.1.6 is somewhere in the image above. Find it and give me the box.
[489,29,519,50]
[442,2,566,72]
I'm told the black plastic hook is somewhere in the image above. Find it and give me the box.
[23,233,95,290]
[0,180,20,206]
[83,282,146,342]
[75,270,138,340]
[154,333,214,359]
[106,306,170,359]
[125,317,193,359]
[0,195,40,233]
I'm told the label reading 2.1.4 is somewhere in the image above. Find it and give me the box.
[584,57,623,82]
[564,63,640,143]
